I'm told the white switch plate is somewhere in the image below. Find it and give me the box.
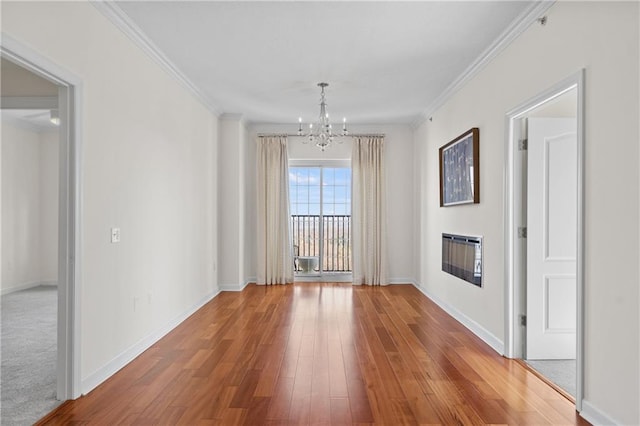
[111,227,121,243]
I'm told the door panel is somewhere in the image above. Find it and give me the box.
[526,117,577,360]
[545,275,577,331]
[545,134,577,261]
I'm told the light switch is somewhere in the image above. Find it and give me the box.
[111,227,121,243]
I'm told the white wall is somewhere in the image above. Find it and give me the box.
[414,2,639,424]
[1,121,58,293]
[2,1,218,393]
[248,123,415,283]
[2,122,40,292]
[218,115,248,289]
[39,129,59,282]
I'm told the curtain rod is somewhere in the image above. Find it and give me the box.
[256,133,385,138]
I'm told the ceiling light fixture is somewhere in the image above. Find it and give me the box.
[297,82,348,151]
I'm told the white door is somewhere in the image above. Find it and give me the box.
[526,117,577,360]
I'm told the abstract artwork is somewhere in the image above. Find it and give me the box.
[439,128,479,206]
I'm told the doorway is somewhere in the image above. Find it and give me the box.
[525,114,577,398]
[1,36,82,412]
[289,161,352,282]
[504,71,585,410]
[1,100,61,421]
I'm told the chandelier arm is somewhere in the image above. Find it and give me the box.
[294,82,356,149]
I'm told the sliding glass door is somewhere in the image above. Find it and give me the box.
[289,164,351,278]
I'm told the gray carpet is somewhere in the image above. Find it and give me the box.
[1,285,61,425]
[526,359,576,398]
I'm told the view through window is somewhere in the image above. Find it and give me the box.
[289,166,351,274]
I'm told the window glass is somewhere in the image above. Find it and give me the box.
[289,166,352,273]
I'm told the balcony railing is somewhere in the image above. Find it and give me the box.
[291,214,351,273]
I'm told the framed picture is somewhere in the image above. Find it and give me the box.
[439,128,479,206]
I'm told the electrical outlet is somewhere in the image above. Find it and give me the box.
[111,227,121,243]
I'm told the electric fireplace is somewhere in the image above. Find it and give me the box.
[442,233,483,287]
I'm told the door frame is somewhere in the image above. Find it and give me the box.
[503,70,585,410]
[289,159,352,282]
[1,34,83,400]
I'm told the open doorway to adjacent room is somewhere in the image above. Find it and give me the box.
[1,57,62,423]
[504,71,585,408]
[0,43,80,422]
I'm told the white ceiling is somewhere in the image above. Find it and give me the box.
[111,1,538,125]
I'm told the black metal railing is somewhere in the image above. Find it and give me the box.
[291,214,351,272]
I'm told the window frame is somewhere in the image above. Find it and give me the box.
[289,159,352,279]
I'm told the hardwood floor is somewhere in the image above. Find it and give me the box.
[38,283,589,425]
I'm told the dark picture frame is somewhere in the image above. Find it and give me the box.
[439,128,480,207]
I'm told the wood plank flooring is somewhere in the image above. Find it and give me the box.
[38,283,589,425]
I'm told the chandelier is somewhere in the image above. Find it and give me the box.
[298,82,348,151]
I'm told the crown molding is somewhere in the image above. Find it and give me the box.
[411,1,556,129]
[220,113,244,122]
[90,0,222,117]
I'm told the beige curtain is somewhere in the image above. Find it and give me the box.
[256,136,294,285]
[352,136,388,285]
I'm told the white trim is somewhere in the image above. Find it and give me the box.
[412,1,555,128]
[575,70,586,413]
[503,70,585,411]
[219,281,251,292]
[0,38,70,86]
[291,276,411,285]
[1,96,58,109]
[81,289,220,394]
[220,113,244,121]
[1,32,84,401]
[405,278,420,287]
[388,278,415,285]
[0,280,57,296]
[412,282,504,355]
[580,400,620,426]
[294,273,352,283]
[90,1,221,116]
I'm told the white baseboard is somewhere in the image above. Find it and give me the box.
[81,289,220,395]
[219,280,252,292]
[294,273,352,283]
[1,280,58,296]
[388,278,416,285]
[580,400,620,426]
[411,282,504,355]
